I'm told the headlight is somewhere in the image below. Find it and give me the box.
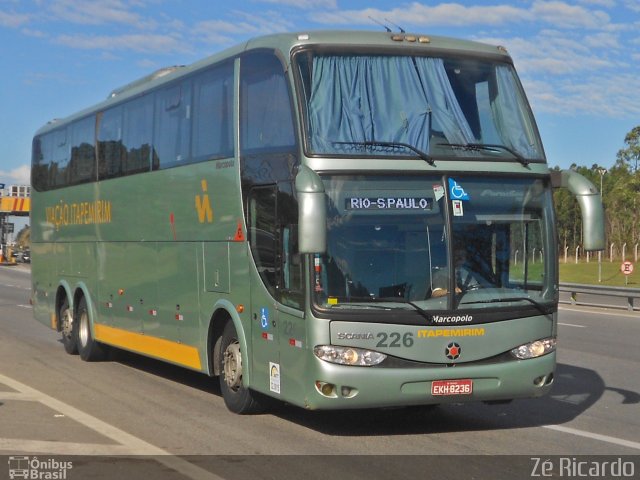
[511,337,556,360]
[314,345,386,366]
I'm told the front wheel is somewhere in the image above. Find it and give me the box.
[218,321,264,414]
[77,297,107,362]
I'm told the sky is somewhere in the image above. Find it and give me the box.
[1,0,639,191]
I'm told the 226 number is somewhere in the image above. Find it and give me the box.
[376,332,414,348]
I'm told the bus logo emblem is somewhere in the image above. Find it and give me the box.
[445,342,461,360]
[195,179,214,223]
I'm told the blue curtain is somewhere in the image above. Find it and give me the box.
[307,55,541,160]
[492,66,538,158]
[413,57,475,146]
[308,56,433,154]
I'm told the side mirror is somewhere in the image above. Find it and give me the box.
[550,169,605,251]
[295,165,326,253]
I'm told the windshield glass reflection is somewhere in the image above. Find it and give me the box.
[313,175,556,314]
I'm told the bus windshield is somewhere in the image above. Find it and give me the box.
[312,175,556,314]
[296,52,544,162]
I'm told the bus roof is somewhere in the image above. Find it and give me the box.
[34,30,511,137]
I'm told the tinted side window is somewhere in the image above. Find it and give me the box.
[192,63,234,160]
[240,52,295,153]
[154,83,191,169]
[51,128,69,188]
[249,186,278,293]
[97,106,124,180]
[123,94,153,174]
[248,184,303,309]
[69,116,96,185]
[32,135,51,191]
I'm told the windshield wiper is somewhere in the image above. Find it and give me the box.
[438,142,528,166]
[346,296,432,321]
[460,296,550,314]
[334,141,435,166]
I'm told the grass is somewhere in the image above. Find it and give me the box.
[559,260,639,288]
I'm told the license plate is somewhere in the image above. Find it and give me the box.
[431,379,473,396]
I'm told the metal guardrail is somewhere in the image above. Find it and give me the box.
[559,282,640,311]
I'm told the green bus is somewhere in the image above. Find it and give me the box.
[30,30,604,414]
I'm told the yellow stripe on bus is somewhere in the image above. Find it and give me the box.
[94,324,202,371]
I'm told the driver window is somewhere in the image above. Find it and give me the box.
[248,184,303,310]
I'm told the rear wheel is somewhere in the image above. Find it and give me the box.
[219,321,263,414]
[60,299,78,355]
[77,297,107,362]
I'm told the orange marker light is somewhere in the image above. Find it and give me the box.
[236,304,244,313]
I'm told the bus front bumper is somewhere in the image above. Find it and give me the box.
[300,352,556,410]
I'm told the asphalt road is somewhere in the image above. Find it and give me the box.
[1,265,638,479]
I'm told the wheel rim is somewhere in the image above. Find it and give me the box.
[78,310,89,348]
[222,340,243,391]
[61,308,73,339]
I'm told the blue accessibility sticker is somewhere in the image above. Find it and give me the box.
[260,307,269,329]
[448,178,470,201]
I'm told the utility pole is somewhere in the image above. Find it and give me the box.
[597,168,607,283]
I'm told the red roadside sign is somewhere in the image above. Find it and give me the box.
[621,261,634,275]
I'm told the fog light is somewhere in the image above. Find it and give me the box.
[315,381,336,397]
[341,386,358,398]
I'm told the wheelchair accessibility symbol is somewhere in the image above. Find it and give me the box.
[448,178,470,201]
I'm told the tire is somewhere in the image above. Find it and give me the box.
[219,321,263,414]
[76,296,107,362]
[59,298,78,355]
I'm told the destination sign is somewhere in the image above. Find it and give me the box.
[345,197,432,211]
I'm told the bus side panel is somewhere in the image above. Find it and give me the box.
[31,242,56,328]
[275,306,308,406]
[54,242,72,278]
[99,242,150,333]
[69,242,95,281]
[155,241,200,348]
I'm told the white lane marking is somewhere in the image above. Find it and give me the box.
[0,373,224,480]
[0,439,137,456]
[558,323,586,328]
[559,305,639,318]
[544,424,640,451]
[17,305,32,309]
[0,284,30,290]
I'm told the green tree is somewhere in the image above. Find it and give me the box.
[617,126,640,173]
[15,225,30,249]
[553,126,640,261]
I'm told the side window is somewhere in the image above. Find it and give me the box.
[69,116,96,185]
[192,63,234,160]
[154,82,191,169]
[32,134,52,191]
[278,182,303,309]
[123,94,153,174]
[97,106,124,180]
[240,52,295,153]
[51,128,69,188]
[248,184,303,309]
[249,186,278,293]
